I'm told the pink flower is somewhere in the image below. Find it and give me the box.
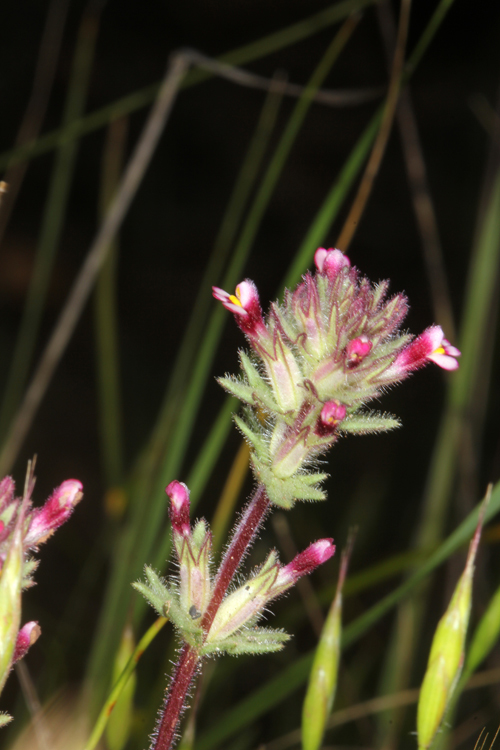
[393,325,460,374]
[278,539,335,586]
[25,479,83,547]
[212,280,268,340]
[345,336,372,367]
[314,247,350,279]
[13,621,41,663]
[315,400,347,436]
[166,480,191,537]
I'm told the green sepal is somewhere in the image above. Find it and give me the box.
[132,567,204,647]
[217,376,255,406]
[239,351,280,413]
[233,413,268,461]
[22,557,39,589]
[202,627,290,656]
[340,412,401,434]
[0,713,13,728]
[252,456,327,508]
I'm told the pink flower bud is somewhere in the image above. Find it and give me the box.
[13,621,41,663]
[166,480,191,536]
[345,336,372,367]
[315,401,347,436]
[278,539,335,585]
[213,280,268,340]
[391,325,460,375]
[314,248,350,279]
[25,479,83,547]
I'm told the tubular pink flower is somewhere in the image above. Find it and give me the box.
[213,280,268,340]
[13,621,41,663]
[278,539,335,586]
[345,336,372,367]
[25,479,83,547]
[314,247,350,279]
[166,480,191,537]
[393,325,460,374]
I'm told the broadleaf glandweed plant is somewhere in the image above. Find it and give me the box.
[134,247,461,750]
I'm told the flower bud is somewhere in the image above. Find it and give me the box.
[345,336,372,368]
[315,401,346,436]
[276,540,335,591]
[314,248,350,279]
[25,479,83,547]
[167,480,191,538]
[13,621,41,663]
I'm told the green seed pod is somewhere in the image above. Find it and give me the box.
[417,523,480,750]
[0,526,23,695]
[302,541,352,750]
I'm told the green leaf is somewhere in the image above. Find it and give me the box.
[204,628,290,656]
[340,412,401,434]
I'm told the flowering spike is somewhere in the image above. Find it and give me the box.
[13,621,41,663]
[314,247,350,278]
[215,249,460,508]
[25,479,83,547]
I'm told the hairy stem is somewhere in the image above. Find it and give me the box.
[152,484,270,750]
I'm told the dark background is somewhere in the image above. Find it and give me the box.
[1,0,499,746]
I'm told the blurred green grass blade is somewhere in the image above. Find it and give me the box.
[0,0,375,171]
[281,112,381,292]
[132,76,285,501]
[195,482,500,750]
[94,118,127,487]
[83,617,168,750]
[281,0,459,293]
[418,167,500,549]
[0,7,100,441]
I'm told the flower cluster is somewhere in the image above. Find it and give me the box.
[213,248,460,508]
[134,481,335,656]
[0,468,82,697]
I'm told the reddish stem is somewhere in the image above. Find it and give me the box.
[151,644,199,750]
[151,485,270,750]
[202,484,270,631]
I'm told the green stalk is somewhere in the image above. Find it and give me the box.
[94,118,127,487]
